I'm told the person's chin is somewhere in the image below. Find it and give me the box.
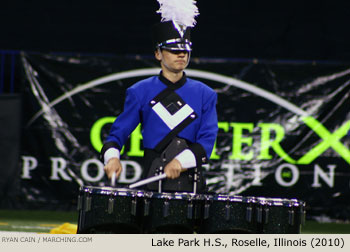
[175,63,186,70]
[174,68,184,73]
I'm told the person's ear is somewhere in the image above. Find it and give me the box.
[154,49,162,61]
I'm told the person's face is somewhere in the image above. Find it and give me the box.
[155,49,189,73]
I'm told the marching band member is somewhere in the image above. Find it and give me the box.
[101,0,218,193]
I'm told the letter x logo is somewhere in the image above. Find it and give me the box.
[298,116,350,164]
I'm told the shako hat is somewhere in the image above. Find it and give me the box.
[152,0,199,52]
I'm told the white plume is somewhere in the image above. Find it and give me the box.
[156,0,199,27]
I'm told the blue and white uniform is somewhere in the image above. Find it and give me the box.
[101,72,218,191]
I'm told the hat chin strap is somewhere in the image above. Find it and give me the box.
[185,51,191,68]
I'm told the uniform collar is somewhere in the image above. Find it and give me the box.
[158,71,187,90]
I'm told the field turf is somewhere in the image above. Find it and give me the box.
[0,209,349,234]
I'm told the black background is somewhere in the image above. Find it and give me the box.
[1,0,350,60]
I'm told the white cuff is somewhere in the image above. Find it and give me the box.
[175,149,196,169]
[104,148,120,165]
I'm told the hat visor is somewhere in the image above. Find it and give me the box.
[160,42,192,52]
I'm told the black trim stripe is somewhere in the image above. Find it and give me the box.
[189,143,208,167]
[154,112,197,153]
[149,87,174,105]
[150,72,187,106]
[100,141,121,163]
[158,71,187,90]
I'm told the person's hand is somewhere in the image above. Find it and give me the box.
[104,158,122,179]
[164,158,187,179]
